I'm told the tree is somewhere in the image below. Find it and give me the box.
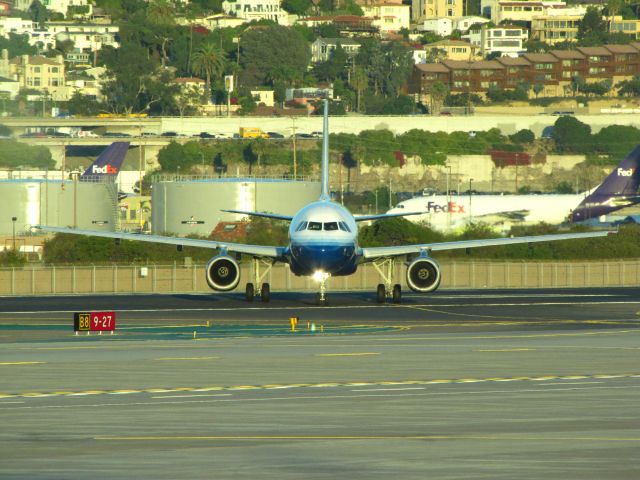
[282,0,311,15]
[341,149,357,191]
[191,42,226,103]
[242,143,258,174]
[239,25,310,88]
[577,7,608,46]
[552,116,592,153]
[533,83,544,98]
[313,43,348,82]
[510,129,535,144]
[617,76,640,97]
[29,0,49,27]
[350,67,367,112]
[65,92,101,116]
[429,80,448,113]
[0,33,37,57]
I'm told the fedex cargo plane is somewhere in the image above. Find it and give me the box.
[387,146,640,232]
[79,142,129,180]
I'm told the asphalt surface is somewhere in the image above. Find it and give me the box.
[1,288,639,479]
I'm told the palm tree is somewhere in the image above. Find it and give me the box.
[191,43,226,104]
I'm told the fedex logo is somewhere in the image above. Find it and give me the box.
[92,164,119,174]
[426,201,465,214]
[617,168,634,177]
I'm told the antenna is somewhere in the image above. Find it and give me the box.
[320,99,330,201]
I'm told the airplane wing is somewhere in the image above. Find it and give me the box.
[35,226,285,258]
[221,210,293,221]
[361,230,615,259]
[354,212,427,222]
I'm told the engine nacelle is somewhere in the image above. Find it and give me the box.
[205,255,241,291]
[406,257,441,293]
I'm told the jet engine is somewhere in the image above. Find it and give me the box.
[205,255,241,291]
[406,257,441,293]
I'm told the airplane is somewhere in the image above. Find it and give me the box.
[79,141,129,181]
[386,146,640,233]
[35,102,615,305]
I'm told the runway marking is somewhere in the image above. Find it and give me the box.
[2,373,639,399]
[93,434,640,442]
[540,382,604,386]
[316,352,380,357]
[0,361,46,366]
[2,298,640,316]
[475,348,536,352]
[152,394,233,399]
[4,385,640,411]
[351,387,425,392]
[154,356,220,361]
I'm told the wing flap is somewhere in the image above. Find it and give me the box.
[35,226,285,258]
[362,230,615,259]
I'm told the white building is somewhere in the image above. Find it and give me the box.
[362,4,410,35]
[311,37,361,63]
[417,17,452,36]
[0,17,36,37]
[463,25,528,58]
[204,14,247,29]
[13,0,91,16]
[221,0,289,25]
[453,16,490,32]
[480,0,583,24]
[45,22,120,51]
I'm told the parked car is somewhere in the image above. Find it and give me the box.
[267,132,285,138]
[199,132,215,138]
[161,131,178,137]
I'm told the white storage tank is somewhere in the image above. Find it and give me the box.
[151,177,321,236]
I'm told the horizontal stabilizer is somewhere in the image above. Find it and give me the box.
[354,211,426,222]
[221,209,293,221]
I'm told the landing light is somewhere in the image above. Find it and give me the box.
[313,270,329,283]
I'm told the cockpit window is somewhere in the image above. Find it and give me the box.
[338,221,351,232]
[307,222,322,231]
[324,222,338,231]
[295,221,308,232]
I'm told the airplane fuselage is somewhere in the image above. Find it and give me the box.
[286,201,359,276]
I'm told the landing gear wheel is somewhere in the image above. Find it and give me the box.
[392,284,402,304]
[376,284,386,304]
[245,282,254,302]
[261,283,270,302]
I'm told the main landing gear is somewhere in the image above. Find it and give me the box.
[373,258,402,304]
[245,257,273,303]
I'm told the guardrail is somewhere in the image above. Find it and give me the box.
[0,260,637,296]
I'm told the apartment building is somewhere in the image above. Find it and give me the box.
[221,0,289,25]
[610,19,640,40]
[463,25,528,58]
[9,55,67,99]
[311,37,361,63]
[424,39,479,61]
[409,43,640,101]
[411,0,463,22]
[362,4,410,34]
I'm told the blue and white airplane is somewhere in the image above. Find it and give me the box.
[37,102,614,304]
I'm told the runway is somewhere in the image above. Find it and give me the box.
[1,288,639,478]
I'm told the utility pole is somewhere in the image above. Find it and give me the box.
[291,117,297,178]
[11,216,16,251]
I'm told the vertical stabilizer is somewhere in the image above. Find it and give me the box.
[320,99,330,201]
[81,142,129,179]
[571,145,640,221]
